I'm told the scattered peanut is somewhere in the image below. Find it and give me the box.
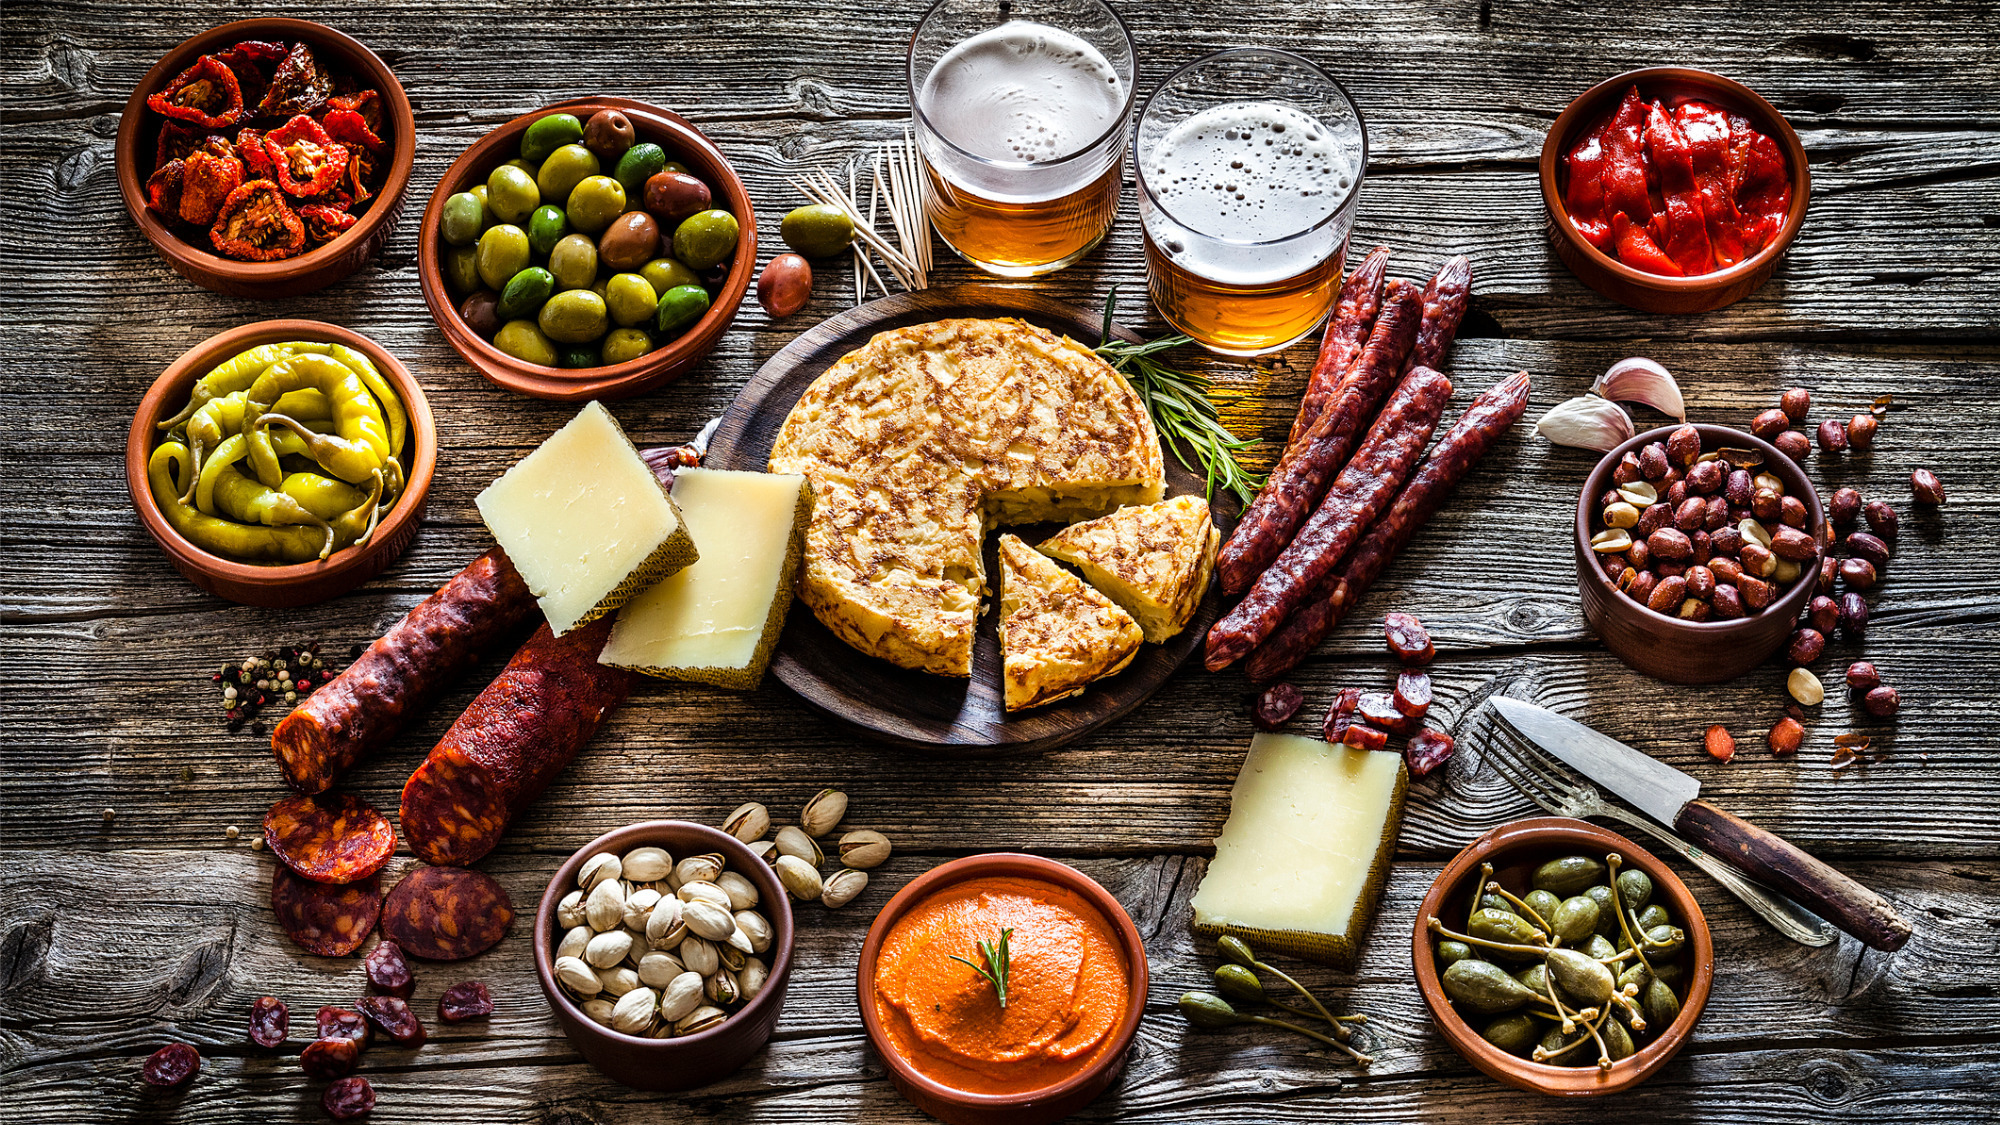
[1786,667,1825,707]
[1768,717,1805,756]
[1704,724,1736,763]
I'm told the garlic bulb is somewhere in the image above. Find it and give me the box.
[1591,357,1685,422]
[1536,395,1635,453]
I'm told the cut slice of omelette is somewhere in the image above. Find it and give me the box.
[997,533,1143,712]
[1037,496,1218,643]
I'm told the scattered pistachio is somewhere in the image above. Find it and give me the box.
[735,910,774,954]
[740,957,769,1001]
[622,887,662,931]
[645,897,687,948]
[746,839,777,863]
[598,966,642,998]
[611,986,659,1034]
[822,868,870,909]
[800,789,849,837]
[705,971,741,1006]
[722,802,771,843]
[719,943,748,973]
[681,901,737,943]
[578,853,623,891]
[679,936,720,976]
[839,829,892,870]
[774,825,824,867]
[724,922,756,955]
[622,846,673,883]
[776,854,824,901]
[674,853,724,887]
[585,878,626,932]
[581,997,616,1027]
[1787,667,1825,707]
[637,950,685,988]
[678,881,733,911]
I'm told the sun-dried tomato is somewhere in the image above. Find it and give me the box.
[155,122,204,171]
[327,88,385,137]
[257,41,331,118]
[298,203,357,245]
[145,159,186,217]
[209,179,305,261]
[229,39,289,63]
[236,128,275,180]
[264,115,348,198]
[323,108,385,152]
[340,146,377,207]
[147,54,245,129]
[212,43,275,112]
[180,150,244,226]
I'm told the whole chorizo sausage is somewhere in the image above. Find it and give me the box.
[1409,255,1472,373]
[1206,365,1455,670]
[1285,246,1391,447]
[273,548,535,795]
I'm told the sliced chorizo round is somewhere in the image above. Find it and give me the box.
[263,792,396,885]
[381,865,514,962]
[271,866,381,957]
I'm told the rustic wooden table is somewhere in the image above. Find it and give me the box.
[4,1,1997,1121]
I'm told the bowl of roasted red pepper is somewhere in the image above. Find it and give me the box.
[1540,68,1809,315]
[116,18,415,299]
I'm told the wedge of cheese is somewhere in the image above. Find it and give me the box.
[1037,496,1218,643]
[475,401,697,636]
[996,533,1143,711]
[598,468,810,690]
[1191,732,1407,969]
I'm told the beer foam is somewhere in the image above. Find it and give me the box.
[920,21,1125,164]
[1148,101,1356,241]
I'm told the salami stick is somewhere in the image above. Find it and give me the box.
[1217,283,1423,595]
[1409,255,1472,373]
[1206,366,1454,671]
[273,549,536,795]
[1246,372,1531,681]
[399,618,632,868]
[1285,246,1391,447]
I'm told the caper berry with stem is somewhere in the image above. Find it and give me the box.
[1177,992,1374,1065]
[1212,964,1359,1039]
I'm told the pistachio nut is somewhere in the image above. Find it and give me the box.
[659,971,705,1021]
[599,966,642,998]
[675,853,724,887]
[622,887,662,931]
[642,879,675,898]
[645,895,686,947]
[577,852,622,891]
[740,957,769,1001]
[838,829,892,870]
[716,870,760,910]
[675,1005,728,1036]
[705,969,741,1005]
[682,900,737,942]
[556,924,591,963]
[746,839,778,864]
[722,801,770,843]
[718,943,747,973]
[821,868,869,909]
[581,998,616,1027]
[610,986,659,1034]
[775,854,824,901]
[555,955,603,997]
[774,825,823,867]
[621,846,673,883]
[556,889,588,929]
[585,877,626,932]
[679,935,720,976]
[724,923,755,955]
[649,1021,675,1039]
[734,910,773,954]
[637,949,686,988]
[800,789,849,837]
[624,939,648,970]
[678,880,733,911]
[584,928,636,969]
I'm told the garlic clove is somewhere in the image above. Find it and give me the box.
[1535,394,1635,452]
[1591,357,1685,422]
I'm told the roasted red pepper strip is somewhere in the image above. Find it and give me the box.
[210,179,306,261]
[298,203,357,245]
[1598,85,1653,227]
[327,88,385,137]
[265,115,349,198]
[1643,101,1713,276]
[258,41,332,118]
[1734,130,1791,257]
[323,108,385,152]
[237,128,275,180]
[1674,101,1746,268]
[147,54,245,129]
[146,159,186,218]
[1563,122,1612,250]
[1612,212,1682,276]
[180,150,245,226]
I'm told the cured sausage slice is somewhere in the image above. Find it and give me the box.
[322,1076,376,1120]
[299,1036,360,1080]
[399,620,632,868]
[381,866,514,962]
[437,980,494,1023]
[271,867,380,957]
[247,996,289,1048]
[363,939,414,998]
[358,996,428,1048]
[317,1005,371,1049]
[263,792,395,885]
[141,1042,200,1088]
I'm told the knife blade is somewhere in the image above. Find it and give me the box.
[1488,697,1912,952]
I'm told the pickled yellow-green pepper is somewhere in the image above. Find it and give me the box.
[149,442,329,564]
[243,353,388,487]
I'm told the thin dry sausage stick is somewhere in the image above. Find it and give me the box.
[1285,245,1391,448]
[1245,372,1530,681]
[1217,282,1423,595]
[399,619,632,868]
[1206,365,1455,670]
[1408,255,1473,373]
[273,548,535,795]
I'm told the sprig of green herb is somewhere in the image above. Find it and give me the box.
[949,927,1014,1009]
[1095,287,1264,506]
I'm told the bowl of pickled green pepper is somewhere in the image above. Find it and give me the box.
[1411,817,1713,1096]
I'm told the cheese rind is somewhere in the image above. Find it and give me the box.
[598,468,810,690]
[997,533,1143,711]
[1036,496,1218,643]
[475,401,697,636]
[1191,732,1407,969]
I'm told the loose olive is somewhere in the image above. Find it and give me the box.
[501,157,537,176]
[521,112,584,163]
[1211,963,1267,1007]
[1482,1012,1542,1057]
[643,171,711,222]
[458,290,501,337]
[440,191,486,246]
[485,164,541,225]
[538,144,602,207]
[538,289,610,344]
[475,224,532,291]
[672,209,739,270]
[493,319,558,366]
[548,233,599,291]
[1479,893,1516,916]
[756,253,812,318]
[1618,869,1656,912]
[1532,855,1608,897]
[598,211,662,273]
[604,272,659,327]
[566,175,627,235]
[467,184,495,224]
[443,244,481,295]
[780,203,856,258]
[600,327,654,365]
[1441,958,1536,1015]
[1469,907,1543,950]
[558,342,602,369]
[1550,895,1601,945]
[528,205,571,257]
[1522,889,1561,924]
[640,257,700,295]
[653,283,711,337]
[498,266,556,321]
[661,160,689,175]
[583,109,636,159]
[1435,940,1474,968]
[614,142,668,197]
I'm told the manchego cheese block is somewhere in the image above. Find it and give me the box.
[475,401,697,637]
[1190,732,1407,969]
[598,468,810,690]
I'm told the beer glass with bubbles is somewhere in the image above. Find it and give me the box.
[1136,49,1367,355]
[909,0,1136,277]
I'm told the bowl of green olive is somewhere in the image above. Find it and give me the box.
[417,97,755,401]
[1411,817,1714,1097]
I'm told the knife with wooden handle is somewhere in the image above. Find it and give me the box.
[1489,697,1912,951]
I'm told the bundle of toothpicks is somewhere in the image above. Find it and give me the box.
[787,126,935,306]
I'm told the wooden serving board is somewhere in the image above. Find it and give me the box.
[705,285,1238,757]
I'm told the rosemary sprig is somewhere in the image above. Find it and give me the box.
[1095,287,1264,506]
[949,927,1013,1009]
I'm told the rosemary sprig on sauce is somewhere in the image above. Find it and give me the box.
[1095,287,1264,506]
[950,927,1014,1009]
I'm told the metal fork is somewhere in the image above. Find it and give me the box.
[1485,727,1837,947]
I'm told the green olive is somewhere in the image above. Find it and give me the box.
[1532,855,1607,897]
[538,288,610,344]
[467,184,495,226]
[1480,893,1517,916]
[1441,958,1535,1015]
[605,273,659,327]
[521,112,585,163]
[1642,924,1684,957]
[440,192,486,246]
[1619,870,1656,913]
[590,278,610,301]
[672,209,739,270]
[558,342,602,369]
[1583,933,1618,961]
[493,319,558,366]
[501,157,537,176]
[548,233,599,291]
[653,283,711,337]
[780,203,856,258]
[614,142,668,197]
[475,224,532,291]
[498,267,556,321]
[661,160,689,175]
[485,165,541,225]
[537,144,602,207]
[443,244,481,295]
[1616,960,1652,997]
[601,327,655,365]
[1481,1013,1542,1057]
[565,175,626,235]
[640,257,700,295]
[1550,895,1601,945]
[527,205,571,257]
[1513,962,1548,995]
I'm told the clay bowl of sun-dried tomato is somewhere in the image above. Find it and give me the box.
[1540,68,1809,315]
[115,18,415,300]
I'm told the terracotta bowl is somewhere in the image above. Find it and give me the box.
[417,97,756,401]
[532,821,795,1091]
[1540,67,1810,314]
[857,853,1149,1125]
[125,320,436,608]
[1577,424,1823,684]
[1412,817,1715,1097]
[115,18,416,300]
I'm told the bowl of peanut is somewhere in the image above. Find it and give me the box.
[1576,423,1824,684]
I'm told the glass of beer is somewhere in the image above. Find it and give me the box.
[909,0,1137,277]
[1136,49,1367,355]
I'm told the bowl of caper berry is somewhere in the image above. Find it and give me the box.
[1411,817,1714,1096]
